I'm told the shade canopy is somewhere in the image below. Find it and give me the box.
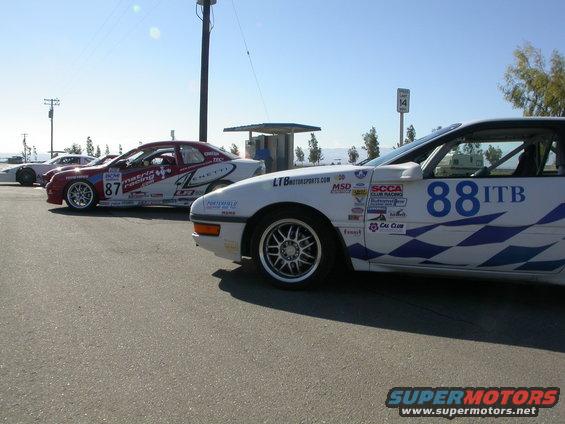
[223,123,321,135]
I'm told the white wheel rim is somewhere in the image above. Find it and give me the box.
[67,182,93,209]
[259,218,322,284]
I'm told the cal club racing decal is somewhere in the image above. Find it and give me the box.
[386,387,559,419]
[176,163,236,189]
[427,180,526,218]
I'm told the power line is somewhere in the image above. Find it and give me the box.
[230,0,269,121]
[63,0,165,96]
[60,1,134,95]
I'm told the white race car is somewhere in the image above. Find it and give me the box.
[191,118,565,289]
[1,154,96,185]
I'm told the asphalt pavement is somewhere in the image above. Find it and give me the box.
[0,183,564,423]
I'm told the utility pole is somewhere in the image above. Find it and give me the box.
[44,98,60,158]
[21,133,29,163]
[197,0,216,142]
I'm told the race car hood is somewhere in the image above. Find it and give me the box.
[191,164,375,224]
[1,164,25,174]
[50,164,109,182]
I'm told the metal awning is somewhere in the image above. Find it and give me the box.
[223,123,321,135]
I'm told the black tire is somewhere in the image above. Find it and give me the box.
[206,180,232,194]
[17,168,36,186]
[64,180,98,211]
[251,207,336,290]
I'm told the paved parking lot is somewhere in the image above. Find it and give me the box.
[0,182,564,423]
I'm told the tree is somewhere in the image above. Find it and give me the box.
[362,127,380,160]
[65,143,83,154]
[229,143,240,156]
[32,146,37,162]
[219,146,227,152]
[501,42,565,116]
[485,145,503,165]
[85,137,94,156]
[307,133,323,165]
[118,144,123,155]
[295,146,305,164]
[347,146,359,164]
[405,125,416,144]
[105,144,110,155]
[95,145,101,157]
[431,126,443,132]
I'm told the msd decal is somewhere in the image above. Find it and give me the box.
[331,183,352,194]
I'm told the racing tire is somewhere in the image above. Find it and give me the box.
[251,207,336,290]
[17,168,36,186]
[64,180,97,211]
[206,180,232,194]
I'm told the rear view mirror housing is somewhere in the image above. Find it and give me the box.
[372,162,423,182]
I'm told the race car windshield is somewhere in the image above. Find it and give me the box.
[362,123,461,167]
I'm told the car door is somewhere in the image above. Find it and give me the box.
[104,146,181,205]
[365,123,565,275]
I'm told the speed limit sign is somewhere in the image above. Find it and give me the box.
[397,88,410,113]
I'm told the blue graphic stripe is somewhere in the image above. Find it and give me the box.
[516,259,565,272]
[347,243,384,260]
[421,260,468,266]
[406,212,505,238]
[458,225,530,247]
[389,239,450,259]
[89,174,102,185]
[536,203,565,225]
[479,243,556,267]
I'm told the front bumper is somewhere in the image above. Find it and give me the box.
[45,182,64,205]
[191,219,246,261]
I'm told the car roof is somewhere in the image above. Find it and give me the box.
[458,117,565,130]
[136,141,213,149]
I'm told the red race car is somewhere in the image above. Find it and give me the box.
[41,154,117,185]
[46,141,264,210]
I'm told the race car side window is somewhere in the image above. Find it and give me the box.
[59,156,82,165]
[425,128,559,178]
[180,145,205,165]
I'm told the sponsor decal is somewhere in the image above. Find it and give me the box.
[107,167,120,173]
[272,176,331,187]
[334,174,346,181]
[354,170,368,179]
[351,207,364,214]
[354,182,366,188]
[352,188,368,197]
[65,175,81,180]
[368,221,406,234]
[221,210,236,216]
[205,200,238,210]
[331,183,352,194]
[368,197,407,210]
[204,151,220,156]
[224,240,238,252]
[174,189,203,197]
[348,214,363,221]
[342,228,362,237]
[103,172,121,182]
[122,169,159,191]
[155,166,171,180]
[385,387,559,419]
[370,212,387,221]
[150,193,163,198]
[128,191,146,199]
[371,184,404,197]
[388,207,407,218]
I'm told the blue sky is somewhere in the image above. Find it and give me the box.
[1,0,564,156]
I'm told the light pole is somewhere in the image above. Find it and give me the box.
[197,0,216,143]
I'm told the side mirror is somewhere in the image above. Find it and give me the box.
[371,162,423,182]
